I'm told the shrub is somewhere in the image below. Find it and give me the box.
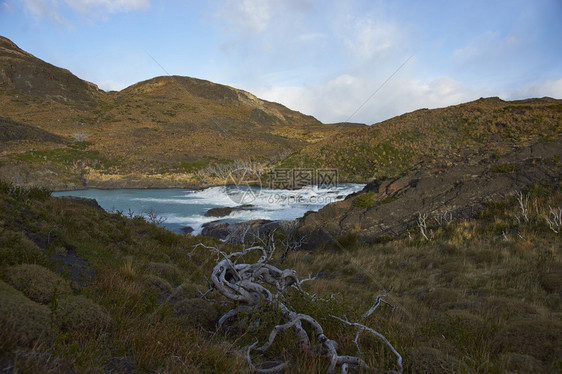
[168,282,204,304]
[353,192,375,209]
[494,317,562,362]
[147,262,184,286]
[57,295,111,332]
[490,163,518,173]
[484,297,537,320]
[539,272,562,293]
[4,264,72,304]
[144,275,172,301]
[172,298,219,330]
[433,310,486,348]
[334,231,358,250]
[0,231,48,267]
[407,346,469,373]
[0,181,51,202]
[422,288,460,309]
[0,281,52,348]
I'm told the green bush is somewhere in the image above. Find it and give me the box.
[353,192,375,209]
[144,275,173,300]
[172,298,219,329]
[334,231,359,250]
[57,295,110,332]
[0,231,48,267]
[490,163,518,173]
[0,281,52,348]
[4,264,72,304]
[0,180,51,201]
[147,262,184,286]
[168,282,204,303]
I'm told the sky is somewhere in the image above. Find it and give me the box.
[1,0,561,125]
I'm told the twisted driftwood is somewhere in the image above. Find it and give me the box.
[196,242,403,373]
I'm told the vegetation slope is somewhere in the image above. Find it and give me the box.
[0,181,560,373]
[0,36,362,190]
[282,97,562,182]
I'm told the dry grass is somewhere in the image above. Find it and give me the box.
[0,181,560,372]
[282,187,562,372]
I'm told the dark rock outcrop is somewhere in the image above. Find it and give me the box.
[204,204,255,217]
[298,139,562,247]
[180,226,194,234]
[201,219,280,242]
[58,196,103,210]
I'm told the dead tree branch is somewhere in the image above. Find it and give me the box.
[417,212,431,240]
[203,242,402,373]
[515,191,530,224]
[545,206,562,234]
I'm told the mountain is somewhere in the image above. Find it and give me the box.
[282,97,562,181]
[0,36,363,189]
[0,36,102,105]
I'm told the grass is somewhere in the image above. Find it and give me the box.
[282,98,562,181]
[0,181,560,372]
[490,163,519,173]
[354,191,375,208]
[15,143,116,170]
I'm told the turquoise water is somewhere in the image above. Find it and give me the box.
[53,184,364,234]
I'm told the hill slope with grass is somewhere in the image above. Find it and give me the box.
[1,181,560,372]
[281,97,562,182]
[0,36,363,190]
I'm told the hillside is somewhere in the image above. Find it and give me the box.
[299,138,562,246]
[0,36,363,190]
[1,181,560,373]
[282,97,562,181]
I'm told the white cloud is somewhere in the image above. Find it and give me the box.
[503,78,562,100]
[98,79,128,92]
[21,0,149,22]
[22,0,68,23]
[255,75,490,125]
[296,32,326,43]
[343,17,400,59]
[452,30,521,73]
[256,73,562,125]
[64,0,149,13]
[1,2,13,11]
[216,0,273,34]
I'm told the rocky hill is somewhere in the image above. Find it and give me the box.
[282,97,562,181]
[0,36,363,190]
[299,138,562,246]
[293,96,562,246]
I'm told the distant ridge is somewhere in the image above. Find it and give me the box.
[281,96,562,181]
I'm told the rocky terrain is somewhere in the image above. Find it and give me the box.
[299,138,562,246]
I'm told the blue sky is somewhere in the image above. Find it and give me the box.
[1,0,561,124]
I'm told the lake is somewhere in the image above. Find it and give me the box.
[53,184,365,234]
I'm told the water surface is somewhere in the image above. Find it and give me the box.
[53,184,364,234]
